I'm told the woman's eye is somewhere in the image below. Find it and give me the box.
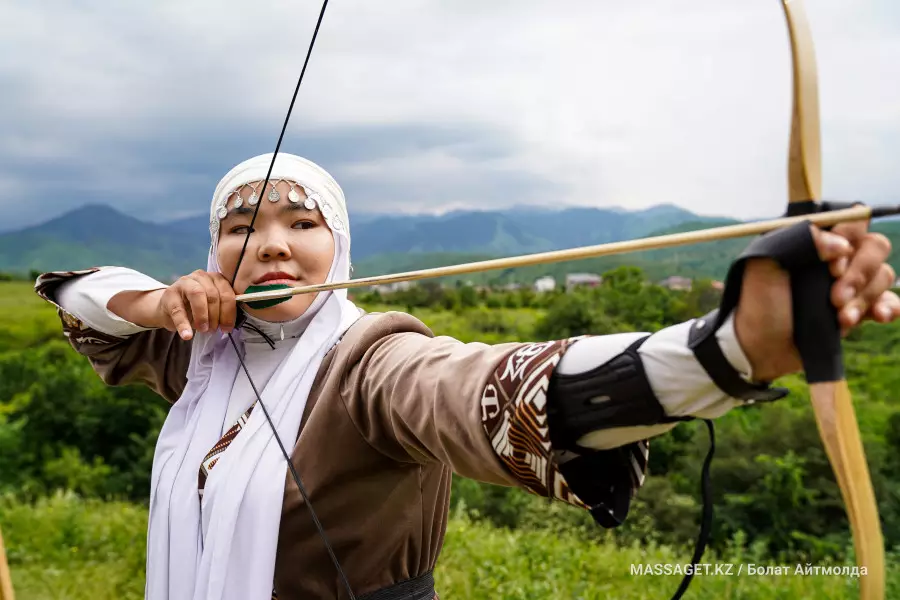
[229,225,254,234]
[292,221,315,230]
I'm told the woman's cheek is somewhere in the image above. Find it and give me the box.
[317,229,336,260]
[295,231,335,271]
[216,238,251,286]
[216,240,238,274]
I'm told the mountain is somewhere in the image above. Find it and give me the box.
[166,214,210,238]
[351,218,748,287]
[349,203,721,257]
[0,204,208,280]
[353,216,900,286]
[0,202,831,283]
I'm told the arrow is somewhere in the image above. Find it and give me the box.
[234,203,898,303]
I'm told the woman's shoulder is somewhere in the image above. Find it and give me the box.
[339,310,434,351]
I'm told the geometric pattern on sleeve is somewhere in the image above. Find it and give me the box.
[480,337,589,509]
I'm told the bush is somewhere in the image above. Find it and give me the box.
[0,341,167,500]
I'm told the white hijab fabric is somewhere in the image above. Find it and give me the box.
[146,154,361,600]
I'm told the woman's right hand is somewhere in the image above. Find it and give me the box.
[109,270,238,340]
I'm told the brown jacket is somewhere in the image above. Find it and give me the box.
[36,269,645,599]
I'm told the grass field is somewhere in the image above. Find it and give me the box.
[0,282,61,353]
[3,493,896,600]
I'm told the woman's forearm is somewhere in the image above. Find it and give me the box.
[107,288,167,329]
[52,267,168,337]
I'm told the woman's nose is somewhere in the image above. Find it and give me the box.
[257,235,292,261]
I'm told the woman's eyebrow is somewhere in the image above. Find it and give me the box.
[280,203,316,215]
[226,206,255,218]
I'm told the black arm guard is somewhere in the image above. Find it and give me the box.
[547,337,688,454]
[547,337,681,528]
[547,324,785,529]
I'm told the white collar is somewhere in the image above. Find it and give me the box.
[240,309,316,345]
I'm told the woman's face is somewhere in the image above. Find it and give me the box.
[216,180,335,322]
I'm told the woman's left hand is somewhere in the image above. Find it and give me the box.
[733,220,900,382]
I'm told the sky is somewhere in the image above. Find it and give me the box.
[0,0,898,231]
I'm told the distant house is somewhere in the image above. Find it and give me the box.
[658,276,692,291]
[370,281,415,294]
[710,280,725,291]
[565,273,602,291]
[533,276,556,293]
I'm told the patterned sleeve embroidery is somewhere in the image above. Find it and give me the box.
[480,338,589,508]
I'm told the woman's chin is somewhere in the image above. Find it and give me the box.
[244,295,315,323]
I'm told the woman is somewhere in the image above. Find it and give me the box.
[35,153,899,600]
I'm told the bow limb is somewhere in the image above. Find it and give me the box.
[0,526,14,600]
[780,1,884,597]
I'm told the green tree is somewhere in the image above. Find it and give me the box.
[534,293,619,340]
[459,285,479,309]
[0,341,167,499]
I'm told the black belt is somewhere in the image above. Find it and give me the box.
[358,571,435,600]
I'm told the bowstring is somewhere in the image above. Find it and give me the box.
[223,1,356,597]
[229,0,331,289]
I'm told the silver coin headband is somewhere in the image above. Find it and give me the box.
[210,179,344,237]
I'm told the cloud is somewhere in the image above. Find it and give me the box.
[0,0,897,230]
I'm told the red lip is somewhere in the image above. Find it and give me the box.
[253,271,298,284]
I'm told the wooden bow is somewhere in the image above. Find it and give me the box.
[781,0,884,597]
[0,526,14,600]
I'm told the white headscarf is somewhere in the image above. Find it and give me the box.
[146,153,361,600]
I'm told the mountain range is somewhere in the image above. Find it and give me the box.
[4,203,899,285]
[0,203,726,280]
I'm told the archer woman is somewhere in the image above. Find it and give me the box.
[34,153,899,600]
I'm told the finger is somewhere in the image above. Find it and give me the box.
[163,290,194,340]
[811,227,853,265]
[868,290,900,324]
[811,222,864,279]
[832,233,892,313]
[189,272,221,332]
[183,277,210,333]
[830,219,869,250]
[830,255,850,280]
[211,274,237,332]
[865,264,897,317]
[839,263,895,329]
[843,264,896,326]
